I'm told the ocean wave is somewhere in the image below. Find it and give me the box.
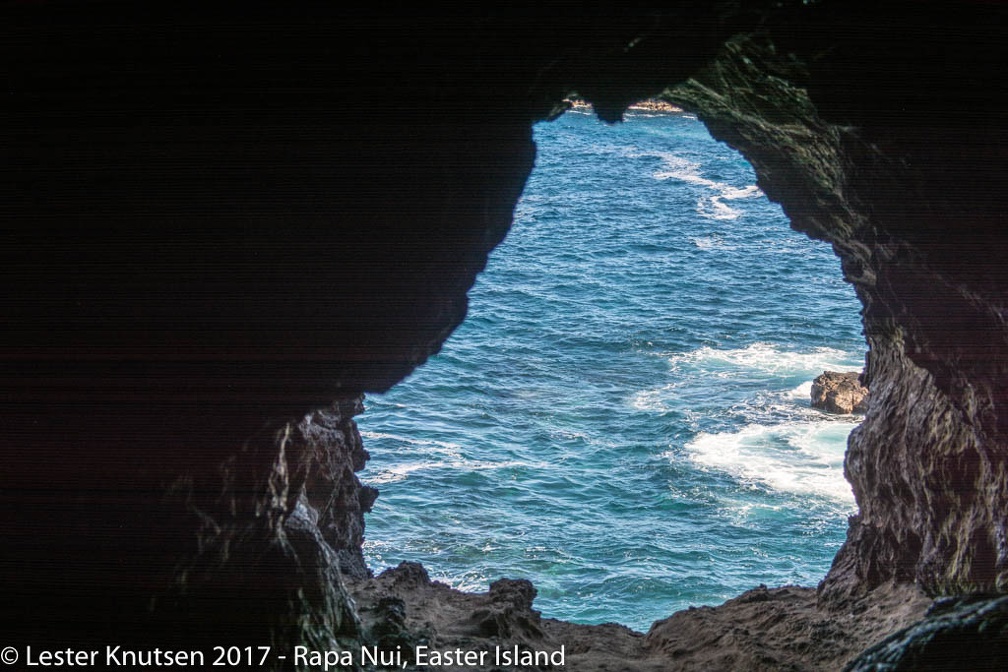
[364,454,555,485]
[630,383,677,412]
[647,151,763,221]
[630,343,863,427]
[595,146,762,202]
[788,381,814,400]
[428,569,495,594]
[696,195,742,220]
[681,420,858,503]
[360,430,465,455]
[668,342,862,378]
[691,234,737,250]
[365,462,433,485]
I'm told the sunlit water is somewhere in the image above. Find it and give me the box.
[358,108,863,631]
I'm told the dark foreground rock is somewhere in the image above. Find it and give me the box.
[845,594,1008,671]
[812,371,870,414]
[350,565,929,671]
[290,399,379,579]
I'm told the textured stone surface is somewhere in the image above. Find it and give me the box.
[150,400,370,656]
[289,398,377,579]
[845,594,1008,671]
[350,571,928,671]
[812,371,870,415]
[664,23,1007,598]
[645,582,929,672]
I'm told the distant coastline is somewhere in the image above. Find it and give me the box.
[564,97,685,114]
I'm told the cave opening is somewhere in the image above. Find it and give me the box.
[357,101,866,630]
[3,3,1005,667]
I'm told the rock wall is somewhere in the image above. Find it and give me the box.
[152,409,365,654]
[663,9,1007,597]
[290,398,378,580]
[846,594,1008,671]
[2,0,1006,663]
[795,3,1008,598]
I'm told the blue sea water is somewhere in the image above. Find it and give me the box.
[357,107,864,632]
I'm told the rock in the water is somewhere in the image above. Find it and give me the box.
[812,371,870,414]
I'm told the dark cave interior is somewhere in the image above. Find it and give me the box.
[2,1,1006,669]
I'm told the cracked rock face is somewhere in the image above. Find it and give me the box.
[150,399,370,655]
[664,21,1007,598]
[289,398,378,580]
[811,371,870,415]
[845,594,1008,671]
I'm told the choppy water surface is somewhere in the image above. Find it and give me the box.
[358,108,864,631]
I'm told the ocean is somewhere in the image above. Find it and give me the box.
[357,107,864,632]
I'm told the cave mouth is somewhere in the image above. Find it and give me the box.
[3,3,1004,666]
[356,101,866,630]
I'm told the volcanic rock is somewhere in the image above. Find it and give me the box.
[348,574,929,672]
[812,371,870,414]
[845,594,1008,671]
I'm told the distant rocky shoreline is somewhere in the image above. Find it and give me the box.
[565,97,685,114]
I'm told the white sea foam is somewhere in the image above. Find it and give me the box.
[631,383,677,412]
[683,421,857,503]
[669,342,862,378]
[697,195,742,220]
[360,430,465,455]
[364,465,424,485]
[430,569,493,594]
[650,153,706,184]
[647,151,763,221]
[362,430,557,485]
[721,185,763,200]
[788,381,814,400]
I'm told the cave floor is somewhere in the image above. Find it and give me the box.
[349,563,930,671]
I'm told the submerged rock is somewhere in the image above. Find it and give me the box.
[812,371,870,414]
